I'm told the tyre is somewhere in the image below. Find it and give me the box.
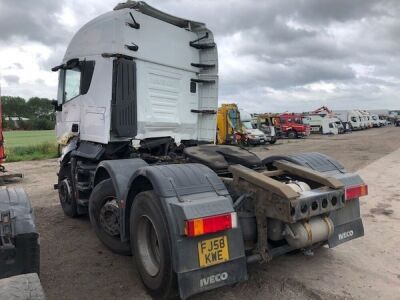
[130,191,177,299]
[269,137,277,144]
[89,179,131,255]
[287,130,297,139]
[58,164,78,217]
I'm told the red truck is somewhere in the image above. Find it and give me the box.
[276,113,310,139]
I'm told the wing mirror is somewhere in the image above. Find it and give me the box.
[51,100,62,112]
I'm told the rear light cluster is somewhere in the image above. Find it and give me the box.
[345,184,368,201]
[184,212,237,237]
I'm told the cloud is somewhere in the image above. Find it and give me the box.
[0,0,68,44]
[3,75,19,85]
[0,0,399,111]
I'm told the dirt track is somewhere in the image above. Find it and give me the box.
[4,126,400,299]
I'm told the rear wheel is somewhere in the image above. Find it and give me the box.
[287,130,297,139]
[58,164,78,217]
[89,179,131,255]
[130,191,177,299]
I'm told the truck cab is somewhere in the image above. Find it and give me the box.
[348,110,361,130]
[252,114,279,144]
[370,114,380,127]
[355,110,366,129]
[277,113,310,139]
[304,115,339,135]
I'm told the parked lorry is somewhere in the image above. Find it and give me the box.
[307,107,344,134]
[52,2,368,299]
[334,110,363,130]
[370,114,381,127]
[275,113,310,139]
[252,113,279,144]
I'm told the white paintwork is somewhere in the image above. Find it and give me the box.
[334,110,362,130]
[370,114,380,127]
[304,115,338,134]
[240,110,267,143]
[55,2,218,144]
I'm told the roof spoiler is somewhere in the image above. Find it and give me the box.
[114,1,205,31]
[51,59,80,72]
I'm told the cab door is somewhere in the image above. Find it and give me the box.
[55,66,82,140]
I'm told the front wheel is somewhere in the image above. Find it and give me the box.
[89,179,131,255]
[58,164,78,218]
[130,191,177,299]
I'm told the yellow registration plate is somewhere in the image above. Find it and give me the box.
[198,236,229,268]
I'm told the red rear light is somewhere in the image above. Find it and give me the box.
[345,184,368,201]
[185,212,237,237]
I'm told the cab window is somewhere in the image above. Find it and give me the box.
[64,68,81,102]
[351,116,356,122]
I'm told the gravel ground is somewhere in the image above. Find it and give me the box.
[3,125,400,300]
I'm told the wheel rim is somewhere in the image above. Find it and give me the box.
[59,179,72,205]
[99,197,120,236]
[137,215,161,277]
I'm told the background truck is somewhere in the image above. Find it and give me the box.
[275,113,310,139]
[334,110,362,130]
[308,107,344,134]
[52,2,368,299]
[302,115,339,135]
[252,113,279,144]
[370,114,381,127]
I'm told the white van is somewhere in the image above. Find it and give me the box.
[240,110,267,145]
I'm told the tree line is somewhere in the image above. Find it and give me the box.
[1,96,55,130]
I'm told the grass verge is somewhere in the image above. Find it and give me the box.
[5,142,58,162]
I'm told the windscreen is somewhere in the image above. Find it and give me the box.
[242,121,253,129]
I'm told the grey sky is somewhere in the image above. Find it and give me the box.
[0,0,399,112]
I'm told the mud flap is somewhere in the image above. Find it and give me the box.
[328,199,364,248]
[177,257,247,299]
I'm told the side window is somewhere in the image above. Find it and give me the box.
[64,68,81,102]
[280,118,286,124]
[329,123,334,128]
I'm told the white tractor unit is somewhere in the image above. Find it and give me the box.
[335,110,364,130]
[52,2,369,299]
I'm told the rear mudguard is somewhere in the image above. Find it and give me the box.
[263,152,365,247]
[93,158,149,199]
[122,163,247,299]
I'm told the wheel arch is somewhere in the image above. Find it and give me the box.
[120,163,232,244]
[93,158,149,200]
